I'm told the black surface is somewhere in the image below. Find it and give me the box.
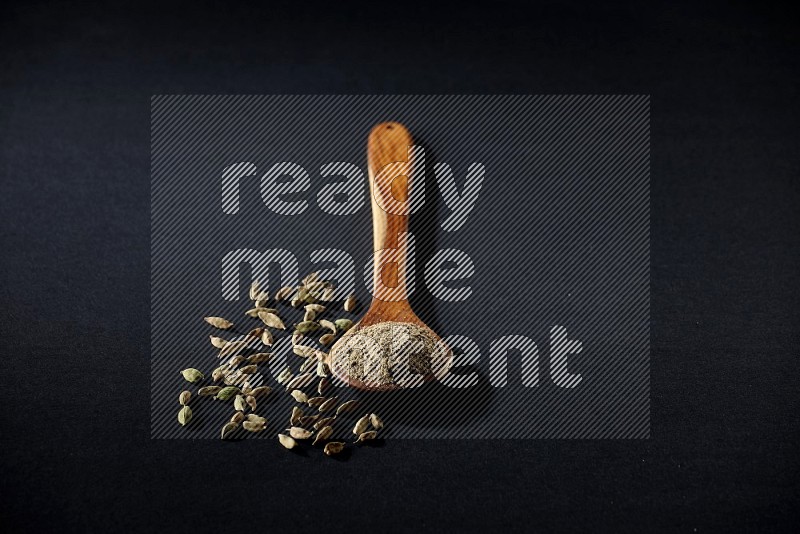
[1,0,797,531]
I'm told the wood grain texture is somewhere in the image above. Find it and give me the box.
[326,122,452,390]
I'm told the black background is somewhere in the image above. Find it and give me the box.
[1,0,797,532]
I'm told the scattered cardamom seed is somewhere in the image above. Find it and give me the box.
[307,396,326,408]
[181,368,204,383]
[291,390,308,403]
[258,311,285,329]
[205,316,233,329]
[355,431,377,444]
[370,413,384,430]
[318,377,330,395]
[344,294,357,312]
[243,421,266,432]
[209,336,228,349]
[239,364,257,374]
[324,442,345,456]
[289,427,313,440]
[250,386,272,398]
[221,421,239,439]
[313,425,333,445]
[198,386,222,397]
[334,318,353,332]
[215,386,241,401]
[336,400,359,415]
[178,405,192,426]
[290,406,303,426]
[261,329,273,346]
[318,397,339,413]
[299,415,319,427]
[286,373,314,390]
[179,390,191,405]
[275,286,294,301]
[247,352,272,364]
[276,367,293,385]
[353,415,370,435]
[294,321,320,334]
[278,434,297,449]
[315,417,335,430]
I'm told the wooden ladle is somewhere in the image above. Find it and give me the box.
[325,122,453,391]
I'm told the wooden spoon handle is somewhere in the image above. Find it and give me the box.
[367,122,415,302]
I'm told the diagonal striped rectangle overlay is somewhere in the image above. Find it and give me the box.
[151,95,649,439]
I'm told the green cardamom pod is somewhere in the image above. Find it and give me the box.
[215,386,241,401]
[178,405,192,426]
[180,368,204,383]
[334,319,353,332]
[198,386,222,396]
[295,321,320,334]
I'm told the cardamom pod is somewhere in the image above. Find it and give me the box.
[261,329,273,346]
[278,434,297,449]
[221,421,239,439]
[245,307,278,318]
[290,406,303,426]
[294,321,320,334]
[300,358,317,373]
[303,309,316,322]
[209,336,228,349]
[344,294,357,312]
[286,373,314,390]
[353,415,370,435]
[177,405,192,426]
[314,417,335,430]
[318,397,339,413]
[246,414,266,426]
[336,400,359,415]
[243,421,265,432]
[324,442,345,456]
[316,361,329,377]
[239,364,257,374]
[307,396,326,408]
[258,311,285,329]
[247,352,272,364]
[289,427,313,440]
[211,367,226,382]
[290,296,302,308]
[198,386,222,396]
[370,413,384,430]
[204,316,233,329]
[305,304,326,314]
[355,431,377,443]
[179,390,191,405]
[180,368,204,383]
[249,280,260,301]
[250,386,272,397]
[275,286,294,301]
[276,367,293,385]
[319,333,335,346]
[313,425,333,445]
[334,318,353,332]
[321,287,335,301]
[247,327,264,339]
[246,395,257,411]
[234,394,247,412]
[299,415,319,427]
[215,386,241,401]
[291,390,308,403]
[319,319,337,334]
[231,411,245,424]
[318,377,329,395]
[227,355,244,368]
[219,340,248,358]
[291,332,304,345]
